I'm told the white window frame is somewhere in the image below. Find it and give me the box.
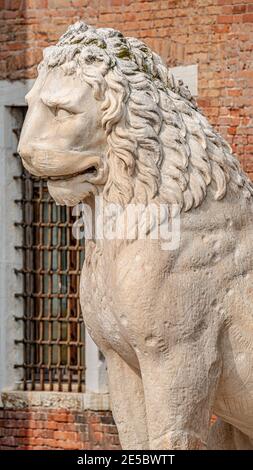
[171,64,198,96]
[0,80,108,407]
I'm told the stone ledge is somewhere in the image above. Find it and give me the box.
[0,390,111,411]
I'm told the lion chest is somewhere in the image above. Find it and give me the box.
[79,260,118,349]
[79,243,143,362]
[78,240,177,356]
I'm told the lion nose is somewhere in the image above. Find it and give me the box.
[17,142,32,165]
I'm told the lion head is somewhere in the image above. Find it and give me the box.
[18,21,253,210]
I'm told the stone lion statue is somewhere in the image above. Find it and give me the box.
[18,22,253,450]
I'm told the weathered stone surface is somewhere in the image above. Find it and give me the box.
[18,22,253,450]
[1,390,110,411]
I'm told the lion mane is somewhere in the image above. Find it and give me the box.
[41,21,253,211]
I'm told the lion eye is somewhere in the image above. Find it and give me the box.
[56,108,72,119]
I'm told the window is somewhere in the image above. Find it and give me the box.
[14,107,85,392]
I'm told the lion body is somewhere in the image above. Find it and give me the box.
[18,21,253,449]
[80,191,253,448]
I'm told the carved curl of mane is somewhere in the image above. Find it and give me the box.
[41,21,253,211]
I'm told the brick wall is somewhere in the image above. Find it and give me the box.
[0,0,253,175]
[0,406,216,450]
[0,408,120,450]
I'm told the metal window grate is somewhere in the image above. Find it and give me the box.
[13,108,85,392]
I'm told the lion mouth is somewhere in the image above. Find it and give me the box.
[47,165,98,182]
[21,152,107,185]
[46,162,107,206]
[20,146,105,182]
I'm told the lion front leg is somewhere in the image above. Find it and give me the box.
[139,346,221,450]
[106,350,149,450]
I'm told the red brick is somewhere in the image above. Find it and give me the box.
[6,0,21,10]
[60,440,82,450]
[26,0,48,7]
[3,10,19,18]
[217,15,234,24]
[71,0,88,6]
[0,436,17,446]
[222,6,233,15]
[218,0,233,4]
[54,430,77,440]
[243,13,253,23]
[46,420,59,430]
[228,126,237,135]
[14,411,30,420]
[228,89,242,97]
[49,412,69,422]
[232,5,246,15]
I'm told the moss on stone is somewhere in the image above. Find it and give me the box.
[86,38,106,49]
[116,47,132,60]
